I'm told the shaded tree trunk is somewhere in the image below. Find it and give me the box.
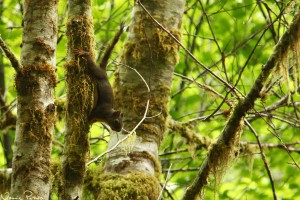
[10,0,58,198]
[0,0,13,169]
[60,0,94,199]
[0,50,13,169]
[94,1,186,199]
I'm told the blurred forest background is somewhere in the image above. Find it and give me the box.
[0,0,300,199]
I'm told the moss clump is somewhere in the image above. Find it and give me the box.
[65,15,95,55]
[85,171,160,200]
[16,64,57,96]
[122,27,181,66]
[207,118,243,190]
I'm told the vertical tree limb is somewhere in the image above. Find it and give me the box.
[10,0,58,198]
[95,0,186,199]
[60,0,94,199]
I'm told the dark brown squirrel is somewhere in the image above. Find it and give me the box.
[74,23,124,131]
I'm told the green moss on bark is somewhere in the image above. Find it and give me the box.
[114,14,181,142]
[61,12,95,199]
[86,172,160,200]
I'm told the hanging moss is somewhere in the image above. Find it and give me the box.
[207,113,244,192]
[65,15,95,54]
[61,12,95,199]
[63,15,95,123]
[169,119,214,155]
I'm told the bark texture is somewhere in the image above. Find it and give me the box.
[98,1,186,199]
[10,0,58,198]
[60,0,94,199]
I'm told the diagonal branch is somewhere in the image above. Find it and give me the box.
[182,10,300,200]
[0,35,21,72]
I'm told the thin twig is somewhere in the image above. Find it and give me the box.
[247,95,289,122]
[234,8,285,90]
[198,0,230,82]
[240,141,300,153]
[136,0,243,97]
[245,119,277,200]
[204,89,233,121]
[249,112,300,128]
[157,163,172,200]
[87,63,150,166]
[173,72,230,105]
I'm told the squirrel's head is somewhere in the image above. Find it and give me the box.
[106,110,123,132]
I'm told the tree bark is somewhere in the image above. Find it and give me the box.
[10,0,58,198]
[60,0,94,199]
[95,1,186,199]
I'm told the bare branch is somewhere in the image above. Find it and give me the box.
[0,35,21,71]
[245,119,277,200]
[157,163,172,200]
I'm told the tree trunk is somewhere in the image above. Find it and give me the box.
[0,0,13,169]
[60,0,94,199]
[96,1,186,199]
[10,0,58,198]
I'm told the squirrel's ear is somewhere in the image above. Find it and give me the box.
[113,110,121,117]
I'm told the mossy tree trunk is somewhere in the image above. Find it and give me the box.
[10,0,58,198]
[96,1,186,199]
[60,0,94,199]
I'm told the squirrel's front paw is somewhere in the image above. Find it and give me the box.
[73,49,89,56]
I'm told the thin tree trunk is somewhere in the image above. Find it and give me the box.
[1,133,13,167]
[10,0,58,198]
[96,1,186,199]
[0,49,13,168]
[0,0,13,169]
[60,0,94,199]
